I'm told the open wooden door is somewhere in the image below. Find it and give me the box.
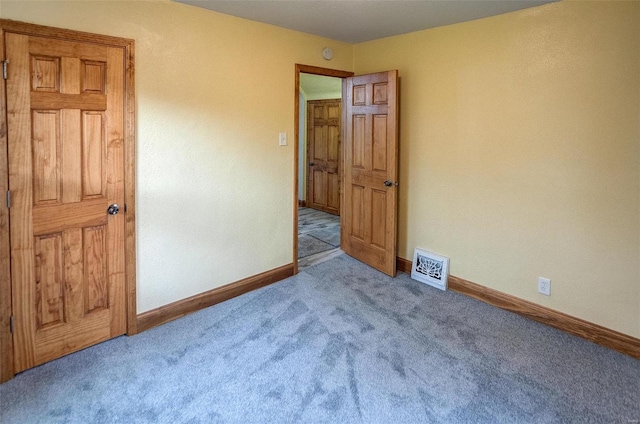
[341,71,399,277]
[6,30,128,372]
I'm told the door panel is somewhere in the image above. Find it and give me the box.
[34,233,64,328]
[342,71,398,276]
[350,185,365,241]
[7,33,126,372]
[307,99,341,215]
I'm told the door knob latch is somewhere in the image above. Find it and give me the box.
[107,204,120,215]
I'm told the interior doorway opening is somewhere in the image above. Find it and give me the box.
[293,65,353,274]
[299,75,342,212]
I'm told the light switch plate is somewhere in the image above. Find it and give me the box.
[279,132,287,146]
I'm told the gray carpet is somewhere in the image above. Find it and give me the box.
[1,255,639,423]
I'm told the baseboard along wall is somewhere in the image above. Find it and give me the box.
[136,257,638,361]
[396,257,640,360]
[137,264,294,333]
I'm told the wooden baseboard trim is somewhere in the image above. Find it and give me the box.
[298,200,306,207]
[397,256,412,274]
[396,256,640,360]
[137,263,294,333]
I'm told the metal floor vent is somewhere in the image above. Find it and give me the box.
[411,248,449,291]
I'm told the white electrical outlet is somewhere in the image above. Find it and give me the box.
[538,277,551,296]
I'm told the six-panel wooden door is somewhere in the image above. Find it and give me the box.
[6,32,126,372]
[341,71,399,277]
[307,99,341,215]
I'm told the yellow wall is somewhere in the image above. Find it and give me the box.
[354,1,640,337]
[0,0,353,313]
[2,0,639,339]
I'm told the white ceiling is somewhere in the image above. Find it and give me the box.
[174,0,555,44]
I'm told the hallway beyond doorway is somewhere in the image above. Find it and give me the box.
[298,207,342,270]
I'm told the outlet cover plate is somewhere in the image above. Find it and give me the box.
[538,277,551,296]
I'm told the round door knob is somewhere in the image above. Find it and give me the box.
[107,204,120,215]
[384,180,393,187]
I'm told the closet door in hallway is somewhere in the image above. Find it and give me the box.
[306,99,341,216]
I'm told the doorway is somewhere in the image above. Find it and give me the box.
[298,74,342,269]
[294,65,400,277]
[293,65,353,273]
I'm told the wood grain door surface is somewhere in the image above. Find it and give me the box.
[6,33,126,372]
[306,99,341,215]
[341,71,399,277]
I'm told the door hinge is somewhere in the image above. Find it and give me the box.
[5,190,10,209]
[10,316,14,334]
[2,60,8,80]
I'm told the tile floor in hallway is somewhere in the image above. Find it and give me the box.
[298,207,342,270]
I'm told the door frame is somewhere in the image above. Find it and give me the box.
[293,64,353,274]
[0,19,137,383]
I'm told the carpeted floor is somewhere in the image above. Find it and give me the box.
[1,255,639,423]
[298,207,340,259]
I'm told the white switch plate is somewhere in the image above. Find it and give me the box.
[279,132,287,146]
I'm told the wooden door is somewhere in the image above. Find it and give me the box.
[341,71,399,276]
[6,32,126,372]
[307,99,341,215]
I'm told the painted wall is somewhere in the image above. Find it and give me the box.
[304,92,342,102]
[300,73,343,101]
[0,0,353,313]
[298,90,306,201]
[2,0,638,340]
[354,1,640,337]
